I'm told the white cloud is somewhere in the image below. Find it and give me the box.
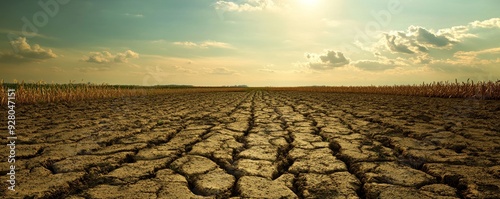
[173,41,198,47]
[303,18,500,75]
[210,67,236,75]
[201,41,233,49]
[151,39,167,44]
[10,37,57,59]
[469,18,500,29]
[437,25,475,40]
[81,50,139,64]
[0,37,57,63]
[114,50,139,63]
[173,41,234,49]
[305,50,350,70]
[449,47,500,66]
[214,0,282,12]
[259,64,276,73]
[81,51,112,64]
[363,18,500,56]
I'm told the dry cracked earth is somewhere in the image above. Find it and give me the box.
[1,90,500,199]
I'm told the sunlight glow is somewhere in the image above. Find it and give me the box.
[298,0,320,6]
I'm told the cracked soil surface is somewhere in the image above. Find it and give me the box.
[1,90,499,198]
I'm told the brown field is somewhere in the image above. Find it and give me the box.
[1,80,499,105]
[269,80,500,99]
[1,89,500,198]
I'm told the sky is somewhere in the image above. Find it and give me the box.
[0,0,499,86]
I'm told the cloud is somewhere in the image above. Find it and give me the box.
[385,33,419,54]
[437,25,475,40]
[414,48,500,74]
[173,41,233,49]
[258,68,275,73]
[409,54,433,65]
[10,37,57,59]
[124,13,144,18]
[0,29,55,40]
[173,41,198,47]
[412,26,457,47]
[428,60,485,74]
[173,65,198,74]
[151,39,167,44]
[352,56,411,72]
[305,50,350,70]
[214,0,281,12]
[210,67,236,75]
[258,64,276,73]
[353,60,397,71]
[201,41,233,49]
[449,47,500,66]
[339,17,500,74]
[378,18,500,55]
[0,37,57,63]
[469,18,500,29]
[114,50,139,63]
[81,51,113,64]
[81,50,139,64]
[383,26,460,54]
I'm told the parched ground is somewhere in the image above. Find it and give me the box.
[1,90,499,199]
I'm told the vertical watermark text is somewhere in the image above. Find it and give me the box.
[6,88,16,191]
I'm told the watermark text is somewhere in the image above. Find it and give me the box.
[6,88,16,191]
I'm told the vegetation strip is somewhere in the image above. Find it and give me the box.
[2,79,499,105]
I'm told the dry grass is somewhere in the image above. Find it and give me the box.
[0,80,246,105]
[2,79,499,105]
[268,79,500,100]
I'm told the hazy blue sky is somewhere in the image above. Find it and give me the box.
[1,0,499,86]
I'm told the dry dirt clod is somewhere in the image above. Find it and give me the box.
[236,176,298,198]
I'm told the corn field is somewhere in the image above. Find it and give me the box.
[1,79,499,105]
[270,79,500,99]
[0,80,246,105]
